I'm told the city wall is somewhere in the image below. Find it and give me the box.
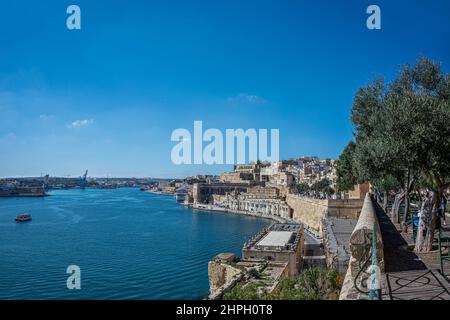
[286,196,328,236]
[327,199,364,219]
[286,195,364,236]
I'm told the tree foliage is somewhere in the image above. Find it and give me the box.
[336,141,358,192]
[311,178,334,197]
[293,182,310,195]
[335,56,450,251]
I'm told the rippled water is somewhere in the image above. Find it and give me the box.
[0,188,269,299]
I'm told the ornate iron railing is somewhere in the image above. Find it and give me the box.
[353,223,381,300]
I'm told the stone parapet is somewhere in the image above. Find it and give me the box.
[339,193,384,300]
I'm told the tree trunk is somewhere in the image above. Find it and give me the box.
[391,191,406,224]
[402,170,414,232]
[382,193,388,212]
[415,191,439,252]
[402,194,410,232]
[374,188,382,204]
[389,173,415,228]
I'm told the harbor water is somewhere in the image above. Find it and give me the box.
[0,188,270,299]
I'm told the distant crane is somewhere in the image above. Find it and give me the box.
[80,170,88,189]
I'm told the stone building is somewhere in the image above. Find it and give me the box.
[346,183,370,200]
[245,186,279,199]
[229,198,292,219]
[242,223,304,276]
[267,172,295,188]
[219,163,265,184]
[192,183,251,204]
[219,172,254,184]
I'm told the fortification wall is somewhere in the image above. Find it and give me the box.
[286,195,364,237]
[286,195,327,236]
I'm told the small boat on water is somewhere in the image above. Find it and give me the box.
[15,214,32,222]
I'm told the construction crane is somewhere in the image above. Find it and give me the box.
[80,170,88,189]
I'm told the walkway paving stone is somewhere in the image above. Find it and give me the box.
[373,200,450,300]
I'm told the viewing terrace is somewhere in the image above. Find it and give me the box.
[340,193,450,300]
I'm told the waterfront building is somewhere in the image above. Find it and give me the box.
[187,156,339,224]
[228,198,291,219]
[246,186,279,199]
[210,185,291,219]
[192,183,251,204]
[175,185,190,202]
[242,223,304,276]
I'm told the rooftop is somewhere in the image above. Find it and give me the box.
[214,252,236,263]
[256,231,294,248]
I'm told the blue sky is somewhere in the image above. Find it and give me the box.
[0,0,449,178]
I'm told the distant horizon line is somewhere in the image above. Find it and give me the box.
[0,175,190,180]
[0,156,337,180]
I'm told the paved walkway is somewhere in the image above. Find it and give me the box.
[383,269,450,300]
[373,201,450,300]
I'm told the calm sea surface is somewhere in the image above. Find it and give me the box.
[0,188,269,299]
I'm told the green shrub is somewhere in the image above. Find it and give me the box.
[248,268,262,279]
[222,267,341,300]
[222,283,267,300]
[269,267,341,300]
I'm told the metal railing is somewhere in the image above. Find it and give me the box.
[352,223,382,300]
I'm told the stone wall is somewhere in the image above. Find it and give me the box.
[327,199,364,219]
[349,194,384,274]
[286,195,364,237]
[347,183,370,200]
[208,260,242,299]
[193,183,251,204]
[286,195,328,236]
